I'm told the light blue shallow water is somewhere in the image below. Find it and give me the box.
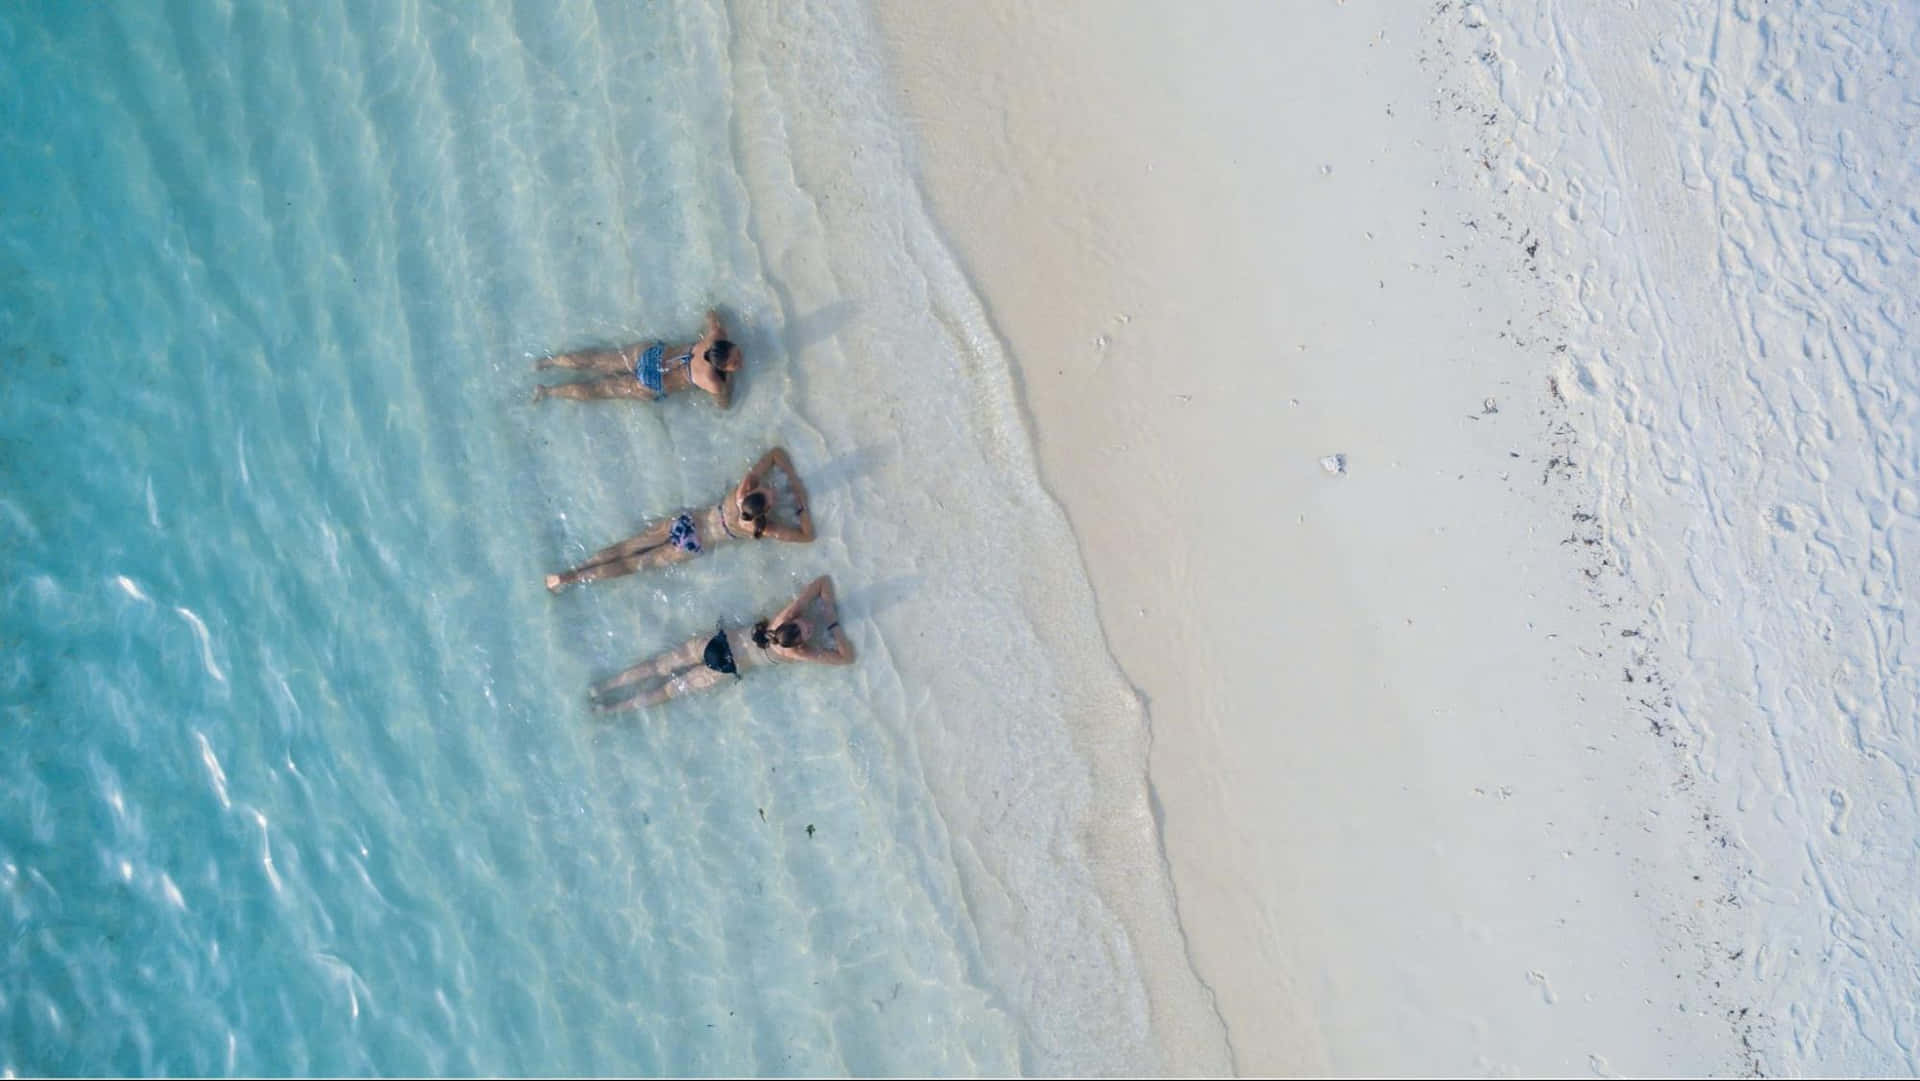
[0,3,1062,1074]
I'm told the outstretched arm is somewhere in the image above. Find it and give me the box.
[775,575,832,625]
[763,515,813,543]
[801,620,855,666]
[705,308,725,340]
[776,450,814,541]
[737,448,783,497]
[740,448,815,542]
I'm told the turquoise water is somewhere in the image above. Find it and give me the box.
[0,3,1089,1074]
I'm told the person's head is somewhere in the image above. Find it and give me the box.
[705,340,741,372]
[750,619,805,650]
[739,488,771,538]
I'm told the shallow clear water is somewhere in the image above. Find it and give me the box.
[0,2,1144,1074]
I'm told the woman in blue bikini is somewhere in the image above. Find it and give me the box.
[591,576,855,713]
[545,447,814,592]
[532,309,741,406]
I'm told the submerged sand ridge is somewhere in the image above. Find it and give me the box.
[865,0,1920,1072]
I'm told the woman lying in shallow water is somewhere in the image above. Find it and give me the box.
[591,576,855,713]
[532,309,741,407]
[545,447,813,593]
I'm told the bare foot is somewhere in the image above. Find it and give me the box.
[530,385,548,403]
[545,573,564,593]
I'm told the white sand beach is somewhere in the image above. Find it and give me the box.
[876,0,1920,1073]
[11,0,1913,1074]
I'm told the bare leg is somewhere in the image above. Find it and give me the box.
[547,521,675,590]
[536,345,640,374]
[585,519,677,567]
[547,539,698,590]
[591,657,675,698]
[534,375,656,402]
[547,554,647,593]
[593,635,706,697]
[600,665,729,713]
[594,690,650,715]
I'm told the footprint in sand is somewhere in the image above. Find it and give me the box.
[1526,969,1559,1006]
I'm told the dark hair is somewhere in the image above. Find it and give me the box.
[741,490,770,539]
[751,620,802,649]
[706,340,736,368]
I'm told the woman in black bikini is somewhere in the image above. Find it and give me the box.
[545,448,814,592]
[532,309,742,407]
[591,576,855,713]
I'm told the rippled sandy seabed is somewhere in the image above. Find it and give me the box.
[6,0,1920,1076]
[0,2,1187,1074]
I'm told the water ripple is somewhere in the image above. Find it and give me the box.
[1,1,1051,1075]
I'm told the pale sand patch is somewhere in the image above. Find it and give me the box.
[875,0,1744,1073]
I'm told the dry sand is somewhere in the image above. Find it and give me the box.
[874,0,1753,1073]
